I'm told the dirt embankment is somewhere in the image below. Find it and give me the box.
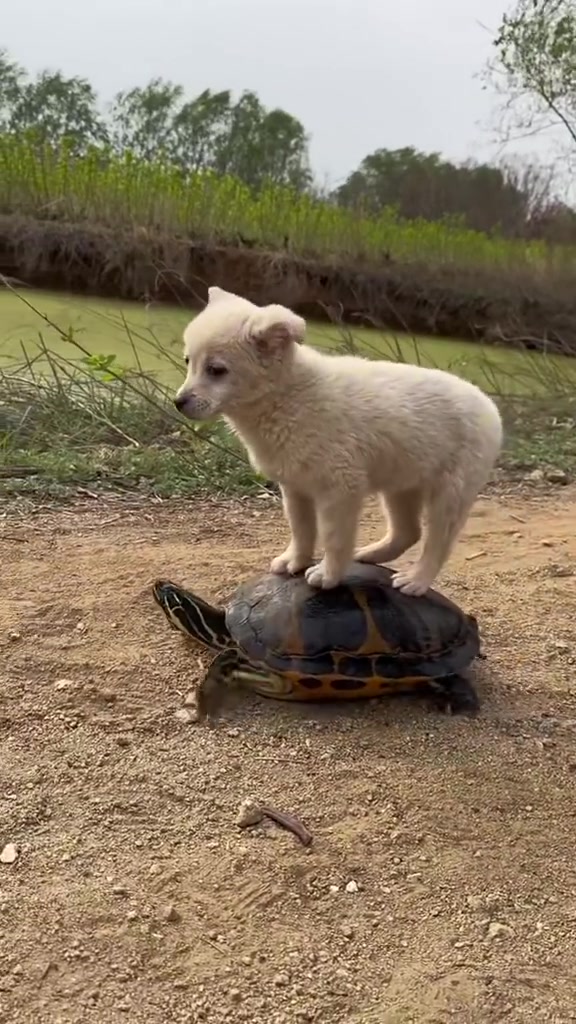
[1,214,575,352]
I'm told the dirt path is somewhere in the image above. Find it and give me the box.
[1,489,576,1023]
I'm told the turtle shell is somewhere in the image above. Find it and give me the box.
[225,562,480,693]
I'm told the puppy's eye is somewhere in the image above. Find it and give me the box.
[205,362,228,378]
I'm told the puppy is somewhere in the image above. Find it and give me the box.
[175,287,503,596]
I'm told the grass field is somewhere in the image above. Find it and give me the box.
[2,286,576,500]
[2,288,576,398]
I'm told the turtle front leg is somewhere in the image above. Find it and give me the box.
[196,649,245,723]
[270,487,316,576]
[429,674,480,716]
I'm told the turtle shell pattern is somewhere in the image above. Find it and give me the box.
[225,562,480,701]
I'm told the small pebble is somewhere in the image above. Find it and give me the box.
[96,689,117,703]
[174,708,198,724]
[345,880,359,894]
[545,468,569,485]
[163,904,181,923]
[487,921,514,940]
[236,797,264,828]
[1,843,19,865]
[466,894,483,910]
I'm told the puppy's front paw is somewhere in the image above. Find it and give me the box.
[304,561,342,590]
[270,550,313,576]
[391,568,433,597]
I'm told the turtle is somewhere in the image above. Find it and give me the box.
[152,562,483,721]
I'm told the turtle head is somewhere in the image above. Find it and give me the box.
[152,579,232,652]
[175,286,306,420]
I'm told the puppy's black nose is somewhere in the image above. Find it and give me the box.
[174,395,188,411]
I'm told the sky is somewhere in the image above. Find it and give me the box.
[2,0,560,187]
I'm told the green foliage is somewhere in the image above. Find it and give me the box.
[2,307,576,500]
[1,135,574,270]
[335,146,533,236]
[82,352,125,381]
[0,50,310,190]
[110,80,311,190]
[0,44,573,239]
[0,332,258,497]
[0,49,107,150]
[110,78,184,161]
[492,0,576,145]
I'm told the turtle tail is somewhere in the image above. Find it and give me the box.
[152,579,232,652]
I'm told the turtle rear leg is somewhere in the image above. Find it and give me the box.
[429,674,480,716]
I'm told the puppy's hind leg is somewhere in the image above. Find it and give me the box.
[355,488,423,565]
[392,477,477,597]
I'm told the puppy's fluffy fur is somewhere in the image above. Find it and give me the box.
[175,287,503,595]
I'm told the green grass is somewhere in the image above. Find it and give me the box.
[1,287,575,501]
[1,136,575,271]
[2,288,576,399]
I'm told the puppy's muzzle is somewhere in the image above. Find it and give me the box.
[174,392,212,419]
[174,393,192,412]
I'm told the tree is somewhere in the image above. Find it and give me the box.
[489,0,576,147]
[109,78,183,160]
[171,89,232,171]
[213,90,311,189]
[108,80,311,189]
[253,107,312,190]
[9,70,108,149]
[0,51,107,149]
[334,147,531,234]
[0,49,24,131]
[335,147,447,217]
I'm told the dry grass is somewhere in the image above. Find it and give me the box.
[1,283,576,502]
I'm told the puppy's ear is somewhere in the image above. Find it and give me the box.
[207,286,231,305]
[247,304,306,361]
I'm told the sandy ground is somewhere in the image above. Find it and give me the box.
[1,487,576,1024]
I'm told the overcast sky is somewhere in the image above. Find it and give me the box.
[3,0,556,186]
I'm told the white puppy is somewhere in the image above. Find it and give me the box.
[175,287,503,596]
